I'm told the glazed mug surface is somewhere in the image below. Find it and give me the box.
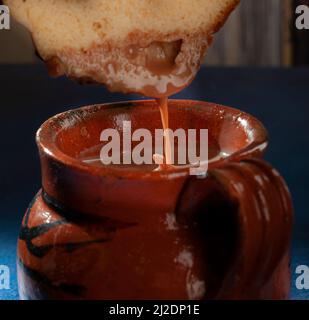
[18,100,293,300]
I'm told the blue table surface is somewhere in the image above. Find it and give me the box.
[0,65,308,300]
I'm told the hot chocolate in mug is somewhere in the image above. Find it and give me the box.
[17,100,293,300]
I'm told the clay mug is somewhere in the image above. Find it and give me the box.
[17,100,293,300]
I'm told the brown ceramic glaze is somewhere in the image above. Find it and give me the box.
[17,100,293,300]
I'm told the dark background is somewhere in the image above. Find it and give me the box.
[293,0,309,65]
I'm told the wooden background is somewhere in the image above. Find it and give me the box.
[0,0,308,66]
[206,0,293,66]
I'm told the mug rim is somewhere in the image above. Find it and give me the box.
[36,99,269,180]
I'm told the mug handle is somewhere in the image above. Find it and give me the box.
[176,158,293,299]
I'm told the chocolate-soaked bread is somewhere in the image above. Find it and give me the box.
[5,0,239,97]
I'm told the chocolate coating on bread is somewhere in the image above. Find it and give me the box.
[5,0,239,97]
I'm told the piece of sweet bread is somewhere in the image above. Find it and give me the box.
[4,0,239,97]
